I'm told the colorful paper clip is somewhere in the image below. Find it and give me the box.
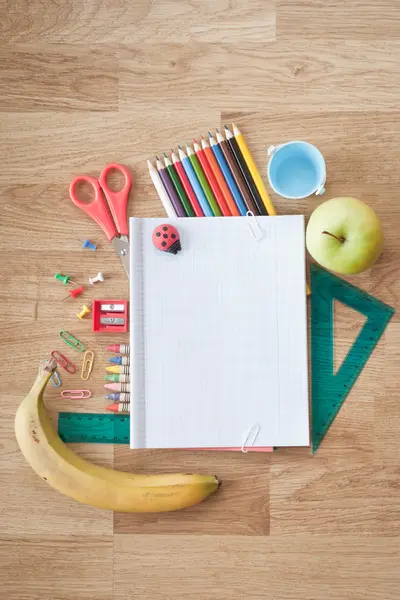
[81,350,94,381]
[59,330,85,352]
[51,350,76,374]
[61,389,92,399]
[41,360,62,387]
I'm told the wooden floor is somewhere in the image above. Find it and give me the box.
[1,1,400,598]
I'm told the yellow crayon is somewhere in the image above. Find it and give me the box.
[106,365,130,375]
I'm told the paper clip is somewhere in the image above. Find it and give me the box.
[81,350,94,381]
[241,423,260,453]
[51,350,76,374]
[41,360,62,387]
[246,211,263,241]
[59,330,85,352]
[50,370,62,388]
[61,389,92,399]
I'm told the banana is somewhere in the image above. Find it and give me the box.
[15,360,220,512]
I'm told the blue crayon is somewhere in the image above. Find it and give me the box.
[108,356,130,365]
[178,147,213,216]
[209,132,247,216]
[105,392,131,402]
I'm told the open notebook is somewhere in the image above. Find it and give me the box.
[129,216,309,450]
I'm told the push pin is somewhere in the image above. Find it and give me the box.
[89,272,104,285]
[77,302,93,320]
[80,239,97,251]
[62,286,85,301]
[55,272,78,285]
[152,224,181,255]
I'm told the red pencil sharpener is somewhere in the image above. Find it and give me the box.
[92,300,129,333]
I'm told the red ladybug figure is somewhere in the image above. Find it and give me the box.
[152,224,181,255]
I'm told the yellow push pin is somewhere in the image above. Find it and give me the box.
[77,302,93,320]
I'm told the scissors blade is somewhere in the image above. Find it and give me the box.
[111,235,130,279]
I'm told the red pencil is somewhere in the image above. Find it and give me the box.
[192,139,231,216]
[171,151,204,217]
[200,136,240,216]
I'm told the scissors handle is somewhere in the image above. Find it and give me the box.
[69,175,117,242]
[98,163,131,236]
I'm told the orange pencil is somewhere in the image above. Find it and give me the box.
[200,136,240,216]
[192,139,231,216]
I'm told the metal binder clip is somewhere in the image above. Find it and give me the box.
[59,330,85,352]
[241,424,260,453]
[51,350,77,374]
[81,350,94,381]
[61,389,92,399]
[246,211,263,241]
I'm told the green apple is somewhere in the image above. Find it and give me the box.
[306,197,383,275]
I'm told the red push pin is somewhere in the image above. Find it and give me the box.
[152,224,181,255]
[62,286,85,301]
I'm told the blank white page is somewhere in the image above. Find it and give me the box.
[129,216,309,449]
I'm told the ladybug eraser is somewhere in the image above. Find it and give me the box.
[152,224,181,255]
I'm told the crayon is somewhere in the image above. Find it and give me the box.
[106,402,130,413]
[108,356,130,365]
[104,373,130,383]
[104,382,131,392]
[106,365,130,375]
[105,393,131,402]
[106,344,130,354]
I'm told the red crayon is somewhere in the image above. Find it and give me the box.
[193,139,231,216]
[171,151,204,217]
[107,402,130,413]
[106,344,130,354]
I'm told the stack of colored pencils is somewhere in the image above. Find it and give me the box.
[147,124,277,219]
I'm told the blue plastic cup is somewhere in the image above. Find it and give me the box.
[267,141,326,199]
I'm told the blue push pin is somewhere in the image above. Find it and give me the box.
[81,239,97,251]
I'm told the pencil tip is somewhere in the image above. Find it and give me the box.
[216,128,220,133]
[163,152,167,158]
[178,145,182,150]
[155,155,159,161]
[171,149,175,153]
[192,137,197,144]
[208,131,212,137]
[224,124,229,129]
[200,134,204,140]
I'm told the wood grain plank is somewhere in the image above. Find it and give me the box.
[278,0,400,40]
[0,45,118,111]
[0,0,275,44]
[113,534,400,600]
[1,536,113,600]
[119,41,400,111]
[114,447,270,535]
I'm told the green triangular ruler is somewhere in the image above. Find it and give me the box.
[311,263,395,453]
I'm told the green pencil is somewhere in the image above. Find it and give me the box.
[163,153,195,217]
[185,143,222,216]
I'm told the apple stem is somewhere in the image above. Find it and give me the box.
[322,231,345,243]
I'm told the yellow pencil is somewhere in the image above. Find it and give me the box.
[106,365,130,375]
[232,123,276,216]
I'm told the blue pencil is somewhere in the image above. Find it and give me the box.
[208,132,247,216]
[178,147,213,217]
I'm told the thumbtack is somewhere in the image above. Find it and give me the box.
[77,302,93,320]
[89,272,104,285]
[81,239,97,251]
[62,286,85,301]
[55,272,78,285]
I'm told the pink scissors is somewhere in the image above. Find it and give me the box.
[69,163,132,279]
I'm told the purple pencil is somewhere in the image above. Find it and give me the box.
[155,156,186,217]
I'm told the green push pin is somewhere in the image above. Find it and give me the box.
[55,272,77,285]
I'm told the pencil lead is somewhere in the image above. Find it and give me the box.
[208,131,213,138]
[192,137,197,144]
[171,149,175,154]
[155,155,159,161]
[163,152,168,158]
[224,124,230,130]
[178,144,182,150]
[215,128,220,133]
[200,134,204,140]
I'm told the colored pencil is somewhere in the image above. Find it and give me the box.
[224,125,266,216]
[208,132,247,216]
[200,136,240,216]
[215,130,257,214]
[163,153,195,217]
[147,160,175,218]
[104,382,131,392]
[106,344,130,353]
[178,147,213,216]
[192,139,231,216]
[171,151,204,217]
[156,156,186,217]
[232,123,277,216]
[185,144,222,216]
[107,402,130,413]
